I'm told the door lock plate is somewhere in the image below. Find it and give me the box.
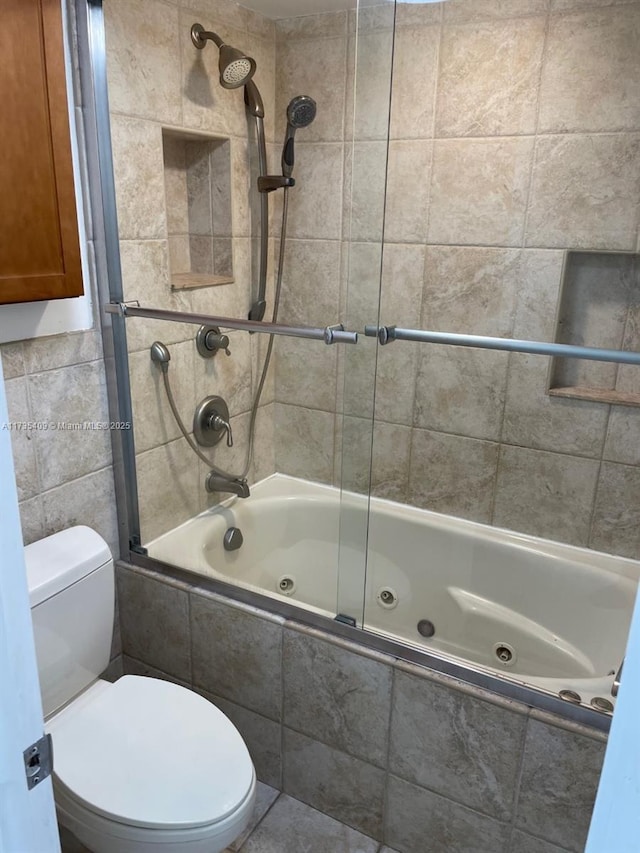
[23,733,53,790]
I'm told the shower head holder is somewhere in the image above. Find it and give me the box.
[257,175,295,194]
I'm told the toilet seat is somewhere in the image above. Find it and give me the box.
[47,675,254,831]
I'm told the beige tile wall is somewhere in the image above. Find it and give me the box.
[0,333,118,555]
[103,0,277,543]
[273,0,640,560]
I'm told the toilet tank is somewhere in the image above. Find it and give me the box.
[25,526,115,718]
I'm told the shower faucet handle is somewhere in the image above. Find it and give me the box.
[193,396,233,447]
[210,413,233,447]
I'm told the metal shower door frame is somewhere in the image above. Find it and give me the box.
[76,0,141,559]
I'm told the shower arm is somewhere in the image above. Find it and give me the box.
[193,28,224,48]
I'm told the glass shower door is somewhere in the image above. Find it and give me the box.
[358,0,640,706]
[336,0,397,627]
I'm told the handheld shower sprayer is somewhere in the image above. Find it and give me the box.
[282,95,317,179]
[190,23,256,89]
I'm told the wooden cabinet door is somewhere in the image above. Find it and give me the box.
[0,0,83,305]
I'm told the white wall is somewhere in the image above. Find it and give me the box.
[0,356,60,852]
[586,589,640,852]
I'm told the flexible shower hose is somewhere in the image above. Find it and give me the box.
[162,187,290,483]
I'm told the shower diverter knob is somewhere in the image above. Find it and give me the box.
[196,325,231,358]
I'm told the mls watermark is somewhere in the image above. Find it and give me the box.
[1,421,131,431]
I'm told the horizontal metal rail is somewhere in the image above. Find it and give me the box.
[105,303,358,345]
[364,325,640,366]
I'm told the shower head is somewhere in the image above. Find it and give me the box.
[287,95,317,129]
[190,23,256,90]
[219,45,256,88]
[282,95,317,179]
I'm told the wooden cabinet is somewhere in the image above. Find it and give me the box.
[0,0,83,305]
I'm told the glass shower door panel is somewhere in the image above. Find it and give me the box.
[336,0,396,626]
[363,0,640,704]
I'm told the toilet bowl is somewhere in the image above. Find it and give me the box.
[26,526,256,853]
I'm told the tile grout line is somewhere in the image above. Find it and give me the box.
[21,368,44,500]
[114,232,640,252]
[488,441,504,528]
[300,410,624,466]
[586,403,614,550]
[187,588,194,688]
[279,625,285,793]
[274,717,522,829]
[420,1,443,250]
[408,0,444,478]
[234,790,283,852]
[109,105,640,145]
[381,666,396,849]
[519,2,552,252]
[505,709,533,852]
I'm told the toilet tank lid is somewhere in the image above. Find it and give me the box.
[25,526,112,608]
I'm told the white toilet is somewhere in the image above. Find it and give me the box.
[26,525,256,853]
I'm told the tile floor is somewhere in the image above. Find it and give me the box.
[59,783,399,853]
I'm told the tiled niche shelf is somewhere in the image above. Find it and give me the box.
[162,129,234,290]
[548,250,640,407]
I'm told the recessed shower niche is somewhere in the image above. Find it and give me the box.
[162,129,233,290]
[549,251,640,406]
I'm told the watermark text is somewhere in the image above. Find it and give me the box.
[2,421,131,431]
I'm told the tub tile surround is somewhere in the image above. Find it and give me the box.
[509,832,572,853]
[201,688,283,789]
[516,719,606,852]
[283,629,393,767]
[191,592,284,720]
[346,27,396,145]
[435,17,545,138]
[272,0,640,561]
[283,729,386,839]
[103,0,279,545]
[116,562,603,853]
[538,5,640,134]
[389,669,527,821]
[386,776,512,853]
[526,133,640,250]
[117,564,191,679]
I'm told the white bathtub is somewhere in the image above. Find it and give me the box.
[148,474,639,709]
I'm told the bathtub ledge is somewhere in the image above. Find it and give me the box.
[529,707,608,743]
[394,658,532,718]
[284,619,398,669]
